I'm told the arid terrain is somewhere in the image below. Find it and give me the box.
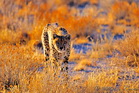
[0,0,139,92]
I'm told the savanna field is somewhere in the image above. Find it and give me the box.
[0,0,139,92]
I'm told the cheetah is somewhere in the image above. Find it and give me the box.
[41,23,71,73]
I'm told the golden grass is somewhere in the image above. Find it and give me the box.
[114,30,139,56]
[0,44,43,91]
[1,39,139,92]
[1,0,139,92]
[74,37,89,44]
[0,30,21,44]
[84,69,119,92]
[0,43,79,93]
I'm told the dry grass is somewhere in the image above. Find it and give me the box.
[0,30,21,44]
[84,69,119,92]
[1,0,139,92]
[0,43,81,93]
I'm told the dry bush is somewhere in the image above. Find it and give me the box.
[73,58,93,71]
[34,3,98,39]
[91,43,113,58]
[9,68,80,93]
[129,2,139,27]
[113,30,139,66]
[114,30,139,57]
[74,37,89,44]
[90,0,99,5]
[120,80,139,92]
[109,1,139,27]
[0,44,44,90]
[0,0,99,41]
[0,43,85,93]
[69,52,81,62]
[111,25,126,35]
[1,0,139,92]
[84,69,119,93]
[84,67,139,93]
[90,37,114,59]
[0,0,23,30]
[109,1,130,21]
[32,15,98,43]
[0,30,33,46]
[65,16,98,39]
[0,30,21,44]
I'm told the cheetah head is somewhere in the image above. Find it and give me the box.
[53,34,70,53]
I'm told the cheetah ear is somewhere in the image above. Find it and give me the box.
[47,23,51,27]
[53,34,58,39]
[66,34,70,40]
[55,23,59,26]
[59,27,67,32]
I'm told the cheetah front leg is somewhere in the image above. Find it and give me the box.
[42,31,50,61]
[62,47,70,81]
[50,56,61,77]
[51,57,59,69]
[42,30,50,70]
[62,57,69,72]
[61,56,69,82]
[62,47,70,72]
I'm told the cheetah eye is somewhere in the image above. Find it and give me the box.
[55,23,58,26]
[64,41,67,44]
[57,42,60,45]
[47,23,51,27]
[59,28,63,30]
[53,34,58,39]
